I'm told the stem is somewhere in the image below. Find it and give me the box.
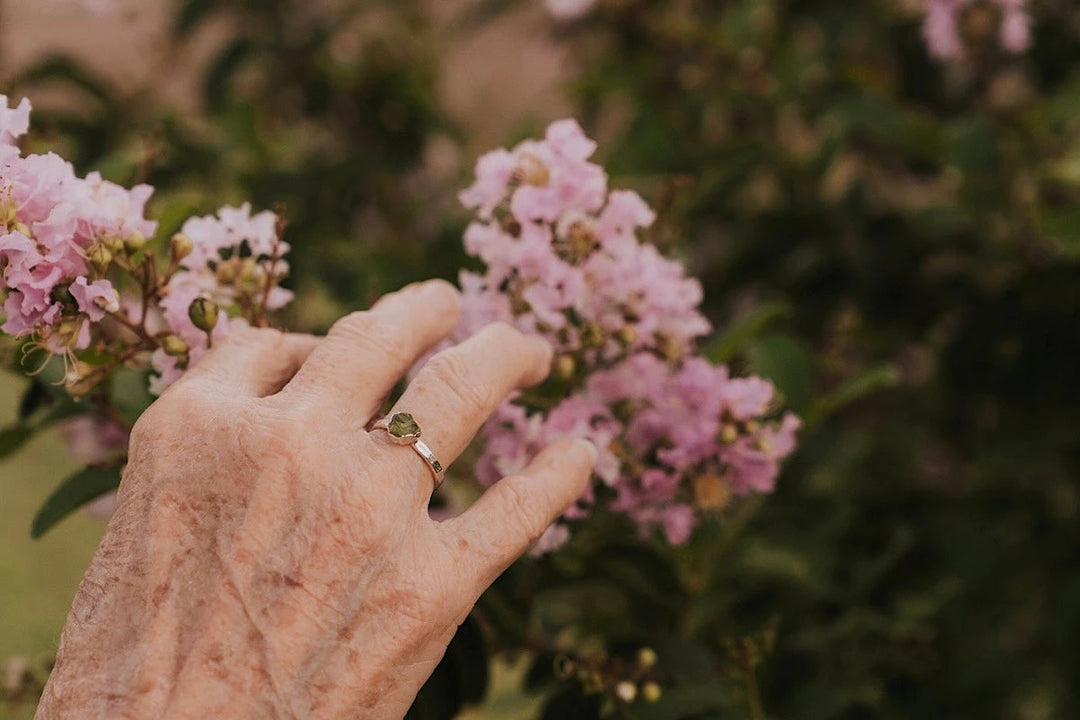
[105,310,155,343]
[745,671,766,720]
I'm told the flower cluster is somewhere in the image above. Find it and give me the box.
[458,120,800,549]
[923,0,1031,61]
[0,96,292,397]
[150,204,292,394]
[0,95,151,357]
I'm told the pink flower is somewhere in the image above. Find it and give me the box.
[58,416,128,464]
[69,277,119,321]
[997,1,1032,53]
[0,96,31,144]
[458,120,800,550]
[923,0,963,61]
[544,0,597,21]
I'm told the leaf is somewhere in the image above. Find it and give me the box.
[704,302,789,365]
[31,465,123,539]
[109,368,155,426]
[745,333,816,412]
[14,55,116,107]
[204,38,258,113]
[0,425,35,460]
[18,382,50,422]
[174,0,218,39]
[804,364,900,428]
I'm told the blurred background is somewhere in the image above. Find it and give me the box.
[2,0,1079,718]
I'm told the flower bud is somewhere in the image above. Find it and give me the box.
[553,354,576,380]
[553,655,577,680]
[580,322,605,348]
[615,681,637,703]
[170,233,194,262]
[102,235,124,253]
[642,682,662,703]
[581,671,604,694]
[637,647,658,669]
[161,334,189,357]
[616,325,637,346]
[90,244,113,272]
[658,334,682,361]
[216,259,239,284]
[188,297,219,333]
[693,473,731,512]
[239,257,258,283]
[2,655,30,697]
[123,230,147,253]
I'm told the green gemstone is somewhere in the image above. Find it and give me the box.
[387,412,421,439]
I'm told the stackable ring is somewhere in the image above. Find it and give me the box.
[373,412,446,490]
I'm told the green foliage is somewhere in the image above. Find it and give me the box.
[30,465,122,539]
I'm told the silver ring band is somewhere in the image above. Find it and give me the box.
[373,413,446,490]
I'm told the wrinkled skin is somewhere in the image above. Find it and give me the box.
[36,280,595,719]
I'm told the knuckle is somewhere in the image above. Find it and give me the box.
[500,479,545,543]
[426,350,490,409]
[332,312,411,364]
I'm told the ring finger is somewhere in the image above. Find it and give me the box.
[374,322,552,501]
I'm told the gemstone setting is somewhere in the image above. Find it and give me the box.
[386,412,422,442]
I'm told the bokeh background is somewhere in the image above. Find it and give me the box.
[2,0,1079,718]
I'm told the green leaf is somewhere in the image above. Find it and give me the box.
[745,333,816,412]
[804,364,900,428]
[14,55,116,107]
[704,302,789,365]
[17,382,50,422]
[0,425,36,460]
[109,368,155,426]
[174,0,217,39]
[31,465,123,539]
[204,38,258,113]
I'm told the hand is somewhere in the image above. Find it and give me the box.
[35,279,596,720]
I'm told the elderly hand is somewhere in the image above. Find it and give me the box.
[35,280,596,720]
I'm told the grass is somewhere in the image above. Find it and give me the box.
[0,373,107,719]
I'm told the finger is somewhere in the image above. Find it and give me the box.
[279,279,461,420]
[376,322,552,488]
[443,438,596,590]
[182,327,321,397]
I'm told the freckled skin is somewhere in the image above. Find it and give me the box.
[35,280,595,720]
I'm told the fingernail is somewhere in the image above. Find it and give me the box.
[577,438,599,465]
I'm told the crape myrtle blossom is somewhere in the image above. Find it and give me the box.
[922,0,1032,61]
[0,96,140,355]
[458,119,710,364]
[0,95,293,399]
[150,204,292,394]
[458,119,800,550]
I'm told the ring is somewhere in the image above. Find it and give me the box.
[373,412,446,490]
